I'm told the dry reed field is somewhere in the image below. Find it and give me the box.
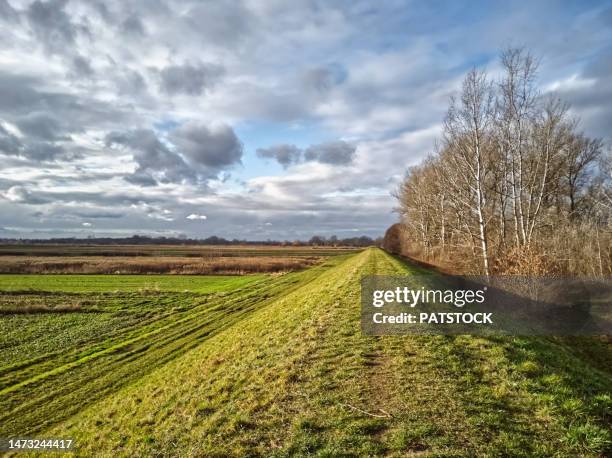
[0,245,359,274]
[0,255,321,275]
[0,244,358,257]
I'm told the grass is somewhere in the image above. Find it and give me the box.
[4,248,604,456]
[0,255,350,436]
[0,274,264,293]
[1,248,610,456]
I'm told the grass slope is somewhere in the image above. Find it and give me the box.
[33,248,611,457]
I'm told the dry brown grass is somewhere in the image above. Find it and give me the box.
[0,302,84,314]
[0,255,321,275]
[391,225,612,277]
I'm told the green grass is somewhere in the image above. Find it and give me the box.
[17,248,609,457]
[0,256,350,436]
[1,249,610,456]
[0,274,264,293]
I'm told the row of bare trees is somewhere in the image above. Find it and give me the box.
[394,48,611,276]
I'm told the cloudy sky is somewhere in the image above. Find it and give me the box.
[0,0,610,240]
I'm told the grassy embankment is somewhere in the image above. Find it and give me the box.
[26,248,611,456]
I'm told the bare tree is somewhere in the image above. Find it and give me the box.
[442,68,495,276]
[524,96,571,242]
[393,47,610,276]
[563,134,603,218]
[497,47,539,246]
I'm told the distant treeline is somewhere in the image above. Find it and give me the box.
[0,234,381,247]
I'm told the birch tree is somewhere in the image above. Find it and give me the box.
[442,68,494,276]
[497,48,539,246]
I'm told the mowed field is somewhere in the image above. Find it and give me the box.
[1,248,611,456]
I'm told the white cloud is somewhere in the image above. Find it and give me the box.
[186,213,207,220]
[0,0,609,239]
[546,74,597,92]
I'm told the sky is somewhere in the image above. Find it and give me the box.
[0,0,611,240]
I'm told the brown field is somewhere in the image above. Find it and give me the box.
[0,244,361,274]
[0,254,323,275]
[0,244,358,258]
